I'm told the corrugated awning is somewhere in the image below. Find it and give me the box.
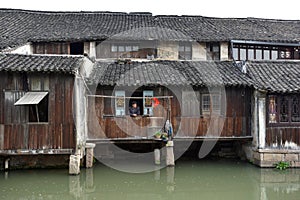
[14,92,48,105]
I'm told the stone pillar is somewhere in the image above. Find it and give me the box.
[4,158,9,171]
[85,143,96,168]
[166,141,175,166]
[252,91,259,148]
[154,149,161,165]
[69,155,81,175]
[258,94,266,149]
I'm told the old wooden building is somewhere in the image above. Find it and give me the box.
[247,61,300,167]
[0,53,90,169]
[0,9,300,169]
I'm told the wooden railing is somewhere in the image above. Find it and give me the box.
[88,116,251,139]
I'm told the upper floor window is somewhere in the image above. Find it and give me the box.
[181,90,222,117]
[201,93,221,115]
[206,42,220,60]
[96,41,157,59]
[178,43,192,60]
[232,44,300,61]
[33,42,84,55]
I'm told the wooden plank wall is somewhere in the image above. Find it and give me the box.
[0,72,75,150]
[266,127,300,146]
[88,86,252,139]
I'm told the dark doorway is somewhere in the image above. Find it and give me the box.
[70,42,84,55]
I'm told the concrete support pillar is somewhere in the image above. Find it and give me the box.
[85,143,96,168]
[252,91,259,148]
[258,94,266,149]
[69,155,81,175]
[252,91,266,149]
[166,141,175,166]
[154,149,161,165]
[4,158,9,171]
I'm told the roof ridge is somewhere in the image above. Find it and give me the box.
[0,8,299,21]
[247,60,300,63]
[0,8,128,15]
[0,53,84,59]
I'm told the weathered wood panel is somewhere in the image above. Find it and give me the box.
[91,116,250,139]
[0,72,76,150]
[88,86,252,140]
[266,127,300,147]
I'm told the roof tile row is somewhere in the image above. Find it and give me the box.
[0,9,300,50]
[1,53,300,93]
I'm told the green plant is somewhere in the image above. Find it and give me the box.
[154,131,162,139]
[275,161,290,170]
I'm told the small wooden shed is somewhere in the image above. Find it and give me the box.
[0,53,85,155]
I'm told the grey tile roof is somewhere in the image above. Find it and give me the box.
[0,9,300,50]
[88,60,253,87]
[247,61,300,93]
[0,53,83,74]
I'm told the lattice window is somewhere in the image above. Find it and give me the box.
[291,95,300,122]
[268,95,300,125]
[279,96,289,123]
[268,95,277,123]
[202,94,211,115]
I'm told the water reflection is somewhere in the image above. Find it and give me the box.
[1,160,300,200]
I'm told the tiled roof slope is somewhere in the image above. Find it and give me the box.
[0,9,300,50]
[88,60,253,87]
[247,61,300,93]
[0,53,83,74]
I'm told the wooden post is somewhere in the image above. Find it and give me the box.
[166,141,175,166]
[154,149,160,165]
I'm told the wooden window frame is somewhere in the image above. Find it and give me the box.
[201,93,222,116]
[178,43,192,60]
[110,43,141,58]
[206,42,220,61]
[267,94,300,127]
[201,94,211,116]
[232,44,300,61]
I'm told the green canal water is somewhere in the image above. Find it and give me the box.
[1,159,300,200]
